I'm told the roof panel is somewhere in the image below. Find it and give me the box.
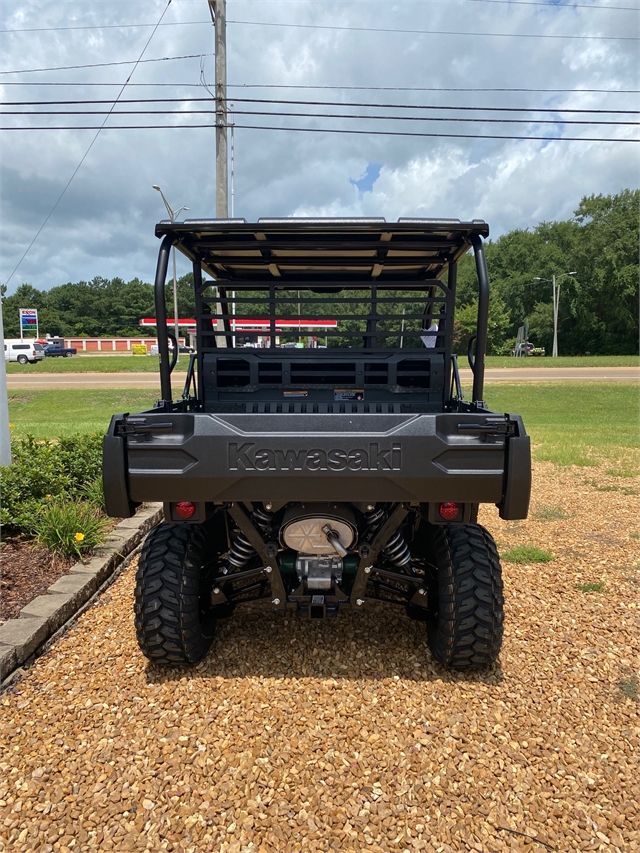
[156,217,489,284]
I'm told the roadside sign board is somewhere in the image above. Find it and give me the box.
[19,308,38,340]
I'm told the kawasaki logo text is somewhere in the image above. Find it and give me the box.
[228,443,401,472]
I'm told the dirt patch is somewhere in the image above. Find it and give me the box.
[0,461,638,853]
[0,538,74,622]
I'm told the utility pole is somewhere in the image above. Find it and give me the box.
[534,271,576,358]
[0,292,12,466]
[551,274,559,358]
[209,0,228,218]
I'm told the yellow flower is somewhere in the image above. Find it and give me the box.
[75,532,85,542]
[45,494,51,501]
[9,423,13,429]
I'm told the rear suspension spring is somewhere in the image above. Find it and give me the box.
[382,530,412,568]
[252,507,273,537]
[227,507,274,570]
[228,532,256,569]
[364,507,385,534]
[364,507,412,569]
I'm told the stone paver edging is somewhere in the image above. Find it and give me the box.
[0,504,162,683]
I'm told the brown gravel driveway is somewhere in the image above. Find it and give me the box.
[1,462,638,853]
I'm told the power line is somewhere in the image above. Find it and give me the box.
[227,18,638,41]
[0,122,635,143]
[465,0,638,8]
[229,96,640,114]
[3,97,636,114]
[229,83,640,95]
[219,0,639,5]
[3,108,636,126]
[1,18,637,43]
[250,0,639,7]
[0,81,638,95]
[0,53,213,76]
[3,0,174,288]
[2,0,638,34]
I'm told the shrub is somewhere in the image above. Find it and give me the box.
[32,497,111,559]
[1,433,104,532]
[81,478,106,512]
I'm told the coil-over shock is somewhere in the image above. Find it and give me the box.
[227,506,274,570]
[364,506,412,570]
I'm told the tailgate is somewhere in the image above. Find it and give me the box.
[104,411,530,513]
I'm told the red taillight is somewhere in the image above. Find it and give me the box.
[438,502,460,521]
[174,501,196,519]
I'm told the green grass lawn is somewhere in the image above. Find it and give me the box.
[5,355,187,373]
[7,383,639,470]
[483,355,638,368]
[5,354,637,374]
[482,382,639,468]
[8,389,157,439]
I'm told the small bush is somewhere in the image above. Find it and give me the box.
[32,497,110,559]
[575,581,607,593]
[1,433,104,532]
[81,478,106,512]
[501,545,554,563]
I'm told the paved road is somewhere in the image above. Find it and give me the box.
[5,365,639,389]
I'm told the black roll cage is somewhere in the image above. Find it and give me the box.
[153,218,490,409]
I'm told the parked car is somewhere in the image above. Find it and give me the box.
[510,341,534,357]
[150,344,195,356]
[4,339,45,364]
[43,343,77,358]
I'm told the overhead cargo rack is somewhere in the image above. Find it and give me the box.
[155,217,490,285]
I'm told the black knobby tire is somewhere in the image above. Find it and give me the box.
[134,522,217,665]
[426,523,504,669]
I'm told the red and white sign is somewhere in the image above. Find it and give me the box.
[139,318,337,330]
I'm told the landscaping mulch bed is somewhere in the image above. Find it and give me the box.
[0,461,638,853]
[0,538,74,623]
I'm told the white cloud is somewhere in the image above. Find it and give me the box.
[0,0,637,291]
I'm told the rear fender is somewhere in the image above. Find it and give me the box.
[103,415,140,518]
[498,414,531,520]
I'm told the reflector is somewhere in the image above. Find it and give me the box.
[438,502,460,521]
[175,501,196,519]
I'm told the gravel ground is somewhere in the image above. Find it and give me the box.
[1,461,638,853]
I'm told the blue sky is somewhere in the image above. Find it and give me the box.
[351,164,383,194]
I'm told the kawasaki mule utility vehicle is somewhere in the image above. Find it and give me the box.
[103,217,531,669]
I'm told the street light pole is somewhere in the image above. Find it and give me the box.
[152,185,189,362]
[552,274,559,358]
[534,271,577,358]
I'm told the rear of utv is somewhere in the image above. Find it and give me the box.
[103,217,531,669]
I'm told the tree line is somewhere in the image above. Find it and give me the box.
[2,189,637,354]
